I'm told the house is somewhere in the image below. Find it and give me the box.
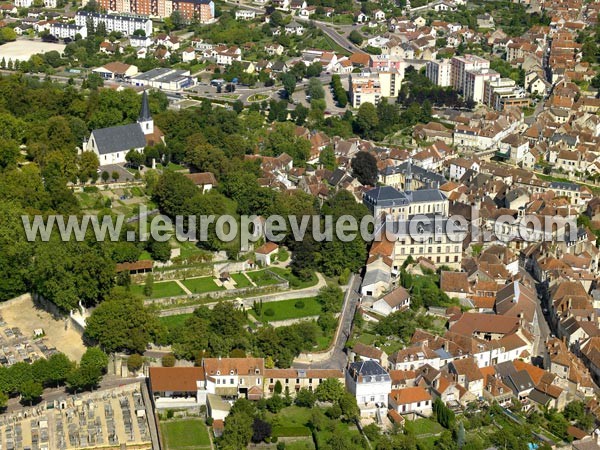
[448,358,484,397]
[372,286,410,316]
[254,242,279,266]
[345,361,391,417]
[355,12,368,23]
[440,271,471,299]
[149,367,206,409]
[265,44,284,56]
[284,21,304,35]
[373,9,385,21]
[235,9,256,20]
[206,394,231,420]
[202,357,264,400]
[92,62,138,80]
[350,343,388,367]
[182,47,196,62]
[85,91,163,165]
[184,172,217,193]
[389,387,433,416]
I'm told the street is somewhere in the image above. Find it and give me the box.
[294,272,363,370]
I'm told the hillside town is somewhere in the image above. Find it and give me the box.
[0,0,597,448]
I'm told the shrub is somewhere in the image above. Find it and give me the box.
[294,300,305,309]
[206,417,214,426]
[161,353,176,367]
[127,354,144,372]
[264,308,275,317]
[166,409,174,419]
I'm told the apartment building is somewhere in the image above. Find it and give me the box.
[91,0,214,21]
[426,59,452,87]
[49,23,88,39]
[464,68,500,103]
[450,54,490,94]
[349,69,403,107]
[263,369,344,397]
[75,11,153,36]
[484,78,529,111]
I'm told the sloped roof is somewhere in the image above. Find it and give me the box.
[91,123,146,155]
[149,367,205,392]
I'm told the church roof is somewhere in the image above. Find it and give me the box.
[91,123,146,155]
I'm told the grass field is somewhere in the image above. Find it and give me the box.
[231,272,252,288]
[247,270,281,287]
[268,406,313,438]
[130,281,186,299]
[159,313,193,332]
[405,418,444,436]
[249,297,322,321]
[182,276,224,294]
[160,419,211,449]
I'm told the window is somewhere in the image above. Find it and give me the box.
[257,378,261,385]
[417,402,421,407]
[230,378,234,385]
[370,396,375,402]
[240,379,244,385]
[296,378,300,384]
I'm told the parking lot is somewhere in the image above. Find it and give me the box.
[0,384,153,449]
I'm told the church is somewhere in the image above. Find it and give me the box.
[85,90,164,165]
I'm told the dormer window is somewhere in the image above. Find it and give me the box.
[216,370,220,375]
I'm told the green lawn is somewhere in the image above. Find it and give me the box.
[405,418,444,436]
[181,276,224,294]
[285,440,316,450]
[231,272,252,288]
[268,267,318,289]
[138,251,153,261]
[159,313,192,332]
[246,270,281,287]
[160,419,211,449]
[268,406,313,438]
[130,281,186,299]
[249,297,322,321]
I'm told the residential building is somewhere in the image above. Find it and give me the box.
[349,69,403,107]
[75,11,153,36]
[345,361,391,417]
[149,367,207,409]
[49,23,87,39]
[389,387,433,416]
[93,0,214,21]
[450,54,490,95]
[464,68,500,103]
[235,9,256,20]
[202,357,264,400]
[426,59,452,87]
[372,286,411,316]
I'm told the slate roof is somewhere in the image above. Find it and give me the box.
[91,123,146,155]
[348,360,390,382]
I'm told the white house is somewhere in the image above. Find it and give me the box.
[373,10,386,21]
[449,158,480,180]
[254,242,279,266]
[149,367,207,409]
[389,387,433,416]
[235,9,256,20]
[346,361,391,417]
[372,286,410,316]
[182,47,196,62]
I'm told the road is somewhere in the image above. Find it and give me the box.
[293,272,363,370]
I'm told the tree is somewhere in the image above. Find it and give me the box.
[295,388,316,408]
[111,171,119,182]
[0,391,8,410]
[282,73,296,100]
[153,171,199,217]
[78,151,99,182]
[315,378,345,402]
[349,30,364,45]
[354,103,379,139]
[127,354,144,373]
[46,353,74,387]
[101,170,109,182]
[338,392,360,421]
[126,149,144,169]
[162,353,176,367]
[143,273,154,297]
[308,78,325,100]
[84,294,164,354]
[170,10,186,30]
[274,380,283,395]
[319,146,336,170]
[306,61,322,78]
[351,151,378,186]
[221,407,254,450]
[251,418,272,443]
[147,239,171,262]
[0,27,17,43]
[19,380,43,405]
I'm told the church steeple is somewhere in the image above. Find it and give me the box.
[138,90,154,135]
[405,158,412,192]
